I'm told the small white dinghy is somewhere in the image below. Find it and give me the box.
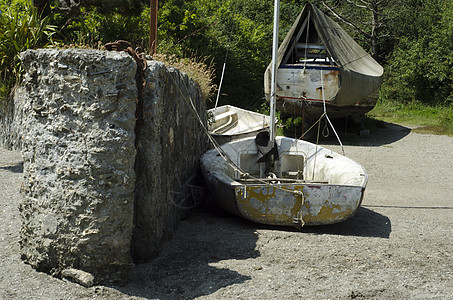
[200,0,367,227]
[208,105,270,144]
[201,135,367,226]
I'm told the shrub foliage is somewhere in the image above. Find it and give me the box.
[0,0,56,99]
[1,0,452,114]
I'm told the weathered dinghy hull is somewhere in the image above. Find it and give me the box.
[201,136,367,226]
[208,105,270,144]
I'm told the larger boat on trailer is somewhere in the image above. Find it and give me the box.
[201,0,367,227]
[264,2,384,121]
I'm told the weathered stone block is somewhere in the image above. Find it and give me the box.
[11,48,208,285]
[18,49,137,284]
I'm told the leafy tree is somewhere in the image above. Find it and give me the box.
[381,0,452,105]
[55,0,149,47]
[57,0,147,15]
[322,0,399,63]
[157,0,309,108]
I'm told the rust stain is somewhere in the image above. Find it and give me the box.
[290,185,305,219]
[236,185,296,224]
[307,185,321,189]
[303,203,353,224]
[235,184,356,226]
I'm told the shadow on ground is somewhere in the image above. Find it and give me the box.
[299,207,391,238]
[304,119,411,147]
[114,203,390,298]
[0,161,23,173]
[115,206,260,299]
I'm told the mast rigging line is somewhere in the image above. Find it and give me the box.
[320,70,345,156]
[214,2,239,111]
[165,70,307,198]
[163,0,344,198]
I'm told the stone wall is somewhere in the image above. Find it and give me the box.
[133,62,208,262]
[0,87,24,150]
[13,49,208,284]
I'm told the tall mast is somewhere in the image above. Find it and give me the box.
[270,0,280,143]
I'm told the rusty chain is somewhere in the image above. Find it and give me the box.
[105,40,147,148]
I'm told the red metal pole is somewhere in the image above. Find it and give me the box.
[149,0,158,55]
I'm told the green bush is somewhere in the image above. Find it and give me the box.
[60,7,148,48]
[0,0,56,99]
[380,0,453,106]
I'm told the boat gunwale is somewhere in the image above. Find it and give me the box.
[201,136,368,190]
[233,181,366,189]
[279,64,340,71]
[208,105,271,139]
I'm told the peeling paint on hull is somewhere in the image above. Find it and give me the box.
[235,184,363,226]
[277,66,340,103]
[201,136,367,227]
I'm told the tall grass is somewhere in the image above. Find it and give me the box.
[153,53,217,102]
[0,1,57,100]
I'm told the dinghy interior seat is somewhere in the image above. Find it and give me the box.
[211,110,238,134]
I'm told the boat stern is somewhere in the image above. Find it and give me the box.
[234,183,364,227]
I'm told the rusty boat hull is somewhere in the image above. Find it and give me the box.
[264,3,383,121]
[201,136,367,227]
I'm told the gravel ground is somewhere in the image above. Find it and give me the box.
[1,122,453,299]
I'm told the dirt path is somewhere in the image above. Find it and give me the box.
[1,122,452,299]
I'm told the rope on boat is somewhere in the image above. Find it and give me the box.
[277,112,325,159]
[165,71,308,200]
[320,70,345,156]
[313,114,322,180]
[322,121,329,137]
